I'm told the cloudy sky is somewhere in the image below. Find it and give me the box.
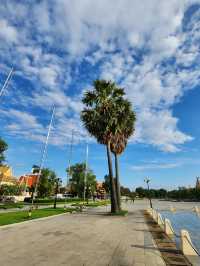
[1,0,200,189]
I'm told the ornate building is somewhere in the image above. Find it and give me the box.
[18,174,38,188]
[0,165,16,186]
[96,181,106,199]
[196,177,200,189]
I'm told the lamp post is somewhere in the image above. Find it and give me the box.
[54,178,61,209]
[144,177,153,208]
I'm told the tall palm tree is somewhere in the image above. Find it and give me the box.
[110,99,136,210]
[81,80,125,213]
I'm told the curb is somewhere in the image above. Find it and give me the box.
[0,211,74,229]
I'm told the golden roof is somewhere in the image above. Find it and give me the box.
[0,165,16,184]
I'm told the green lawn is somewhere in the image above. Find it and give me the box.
[0,198,83,209]
[0,207,76,226]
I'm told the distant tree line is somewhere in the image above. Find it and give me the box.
[135,186,200,201]
[103,175,135,199]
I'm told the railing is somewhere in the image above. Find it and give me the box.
[146,208,200,259]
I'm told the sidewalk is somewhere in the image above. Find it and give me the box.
[0,202,165,266]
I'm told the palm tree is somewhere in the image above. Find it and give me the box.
[110,99,136,210]
[81,80,125,213]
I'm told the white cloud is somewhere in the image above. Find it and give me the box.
[131,156,200,171]
[0,19,18,43]
[0,0,200,151]
[134,110,193,152]
[131,163,181,171]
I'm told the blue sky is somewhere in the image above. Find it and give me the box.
[1,0,200,190]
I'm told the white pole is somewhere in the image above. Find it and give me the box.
[83,143,89,202]
[66,130,74,186]
[0,68,14,99]
[31,106,55,206]
[64,130,74,209]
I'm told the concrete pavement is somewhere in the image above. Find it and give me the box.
[0,201,165,266]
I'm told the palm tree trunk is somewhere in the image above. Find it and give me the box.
[114,153,121,210]
[106,142,119,213]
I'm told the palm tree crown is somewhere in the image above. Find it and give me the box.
[81,80,125,145]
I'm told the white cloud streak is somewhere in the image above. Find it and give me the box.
[0,0,200,151]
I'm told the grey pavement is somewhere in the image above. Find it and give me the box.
[0,200,165,266]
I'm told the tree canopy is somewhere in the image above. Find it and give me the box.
[0,137,8,165]
[66,162,96,198]
[37,168,59,198]
[0,184,26,196]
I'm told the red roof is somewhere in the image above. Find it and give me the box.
[19,174,39,187]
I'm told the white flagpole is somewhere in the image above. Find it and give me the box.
[31,106,55,206]
[0,68,14,99]
[64,130,74,209]
[83,143,89,202]
[67,130,74,186]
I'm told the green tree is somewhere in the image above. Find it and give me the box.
[81,80,126,213]
[110,99,136,210]
[120,186,131,196]
[135,187,146,198]
[0,137,8,165]
[0,184,26,196]
[37,168,57,198]
[67,163,96,198]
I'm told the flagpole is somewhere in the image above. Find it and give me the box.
[64,130,74,210]
[67,130,74,186]
[83,143,89,202]
[0,68,14,99]
[31,106,55,207]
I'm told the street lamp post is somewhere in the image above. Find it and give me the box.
[144,177,153,208]
[54,178,61,209]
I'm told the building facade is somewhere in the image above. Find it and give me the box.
[0,165,16,186]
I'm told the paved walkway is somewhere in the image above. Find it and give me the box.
[0,202,165,266]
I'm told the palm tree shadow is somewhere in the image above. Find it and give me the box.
[130,244,181,254]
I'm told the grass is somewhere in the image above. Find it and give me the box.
[0,207,76,226]
[0,198,83,209]
[110,209,128,216]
